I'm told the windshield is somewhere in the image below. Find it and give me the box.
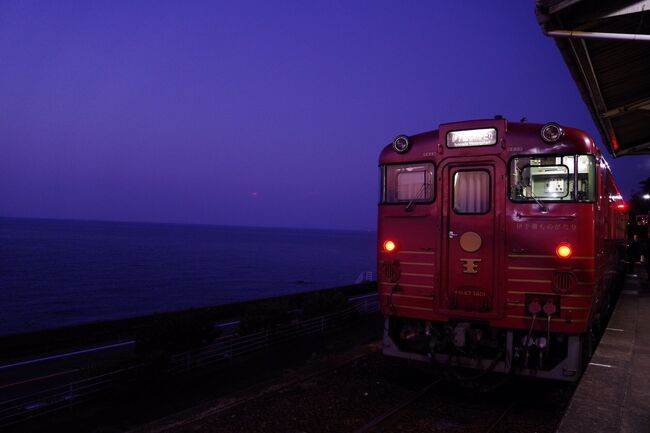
[381,163,435,204]
[509,155,596,202]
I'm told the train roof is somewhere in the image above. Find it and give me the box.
[379,119,603,164]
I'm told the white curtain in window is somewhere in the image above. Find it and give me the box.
[454,171,490,213]
[397,171,426,200]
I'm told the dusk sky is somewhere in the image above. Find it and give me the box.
[2,1,649,231]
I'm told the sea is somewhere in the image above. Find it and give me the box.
[0,218,376,336]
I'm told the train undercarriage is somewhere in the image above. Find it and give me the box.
[383,317,588,381]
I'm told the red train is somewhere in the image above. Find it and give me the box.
[378,118,627,380]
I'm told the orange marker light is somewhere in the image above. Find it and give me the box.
[383,240,397,253]
[556,243,573,259]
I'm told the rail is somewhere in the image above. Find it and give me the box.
[168,306,359,374]
[0,293,379,428]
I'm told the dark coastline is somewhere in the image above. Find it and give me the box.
[0,282,376,363]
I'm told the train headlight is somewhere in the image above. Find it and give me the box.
[392,135,411,153]
[540,123,564,143]
[555,243,573,259]
[383,240,398,253]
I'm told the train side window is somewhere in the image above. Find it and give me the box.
[453,170,490,214]
[576,155,596,202]
[381,163,435,204]
[561,156,576,199]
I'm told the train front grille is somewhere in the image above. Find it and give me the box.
[553,271,576,294]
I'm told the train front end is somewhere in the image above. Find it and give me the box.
[377,118,626,381]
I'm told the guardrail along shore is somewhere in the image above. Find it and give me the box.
[0,284,378,429]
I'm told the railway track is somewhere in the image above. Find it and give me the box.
[124,351,573,433]
[483,401,517,433]
[357,376,571,433]
[350,374,523,433]
[127,347,380,433]
[352,378,443,433]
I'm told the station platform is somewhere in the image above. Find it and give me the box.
[556,264,650,433]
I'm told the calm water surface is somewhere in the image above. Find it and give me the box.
[0,218,375,335]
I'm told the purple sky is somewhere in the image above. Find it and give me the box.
[1,1,649,230]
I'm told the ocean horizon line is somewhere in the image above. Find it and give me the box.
[0,215,377,234]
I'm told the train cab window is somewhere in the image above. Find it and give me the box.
[381,163,434,204]
[509,155,596,202]
[453,170,490,214]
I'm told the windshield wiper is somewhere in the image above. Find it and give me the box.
[405,183,429,212]
[518,181,548,213]
[529,190,548,213]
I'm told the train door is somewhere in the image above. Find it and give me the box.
[439,159,504,317]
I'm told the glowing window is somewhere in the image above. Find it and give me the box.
[447,128,497,148]
[382,163,434,204]
[509,155,596,202]
[453,170,490,214]
[576,155,596,202]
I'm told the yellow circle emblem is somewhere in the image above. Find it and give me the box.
[459,231,482,253]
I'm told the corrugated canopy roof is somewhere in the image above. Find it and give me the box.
[536,0,650,157]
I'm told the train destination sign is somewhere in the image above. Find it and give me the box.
[446,128,497,148]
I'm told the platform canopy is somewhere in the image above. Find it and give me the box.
[536,0,650,157]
